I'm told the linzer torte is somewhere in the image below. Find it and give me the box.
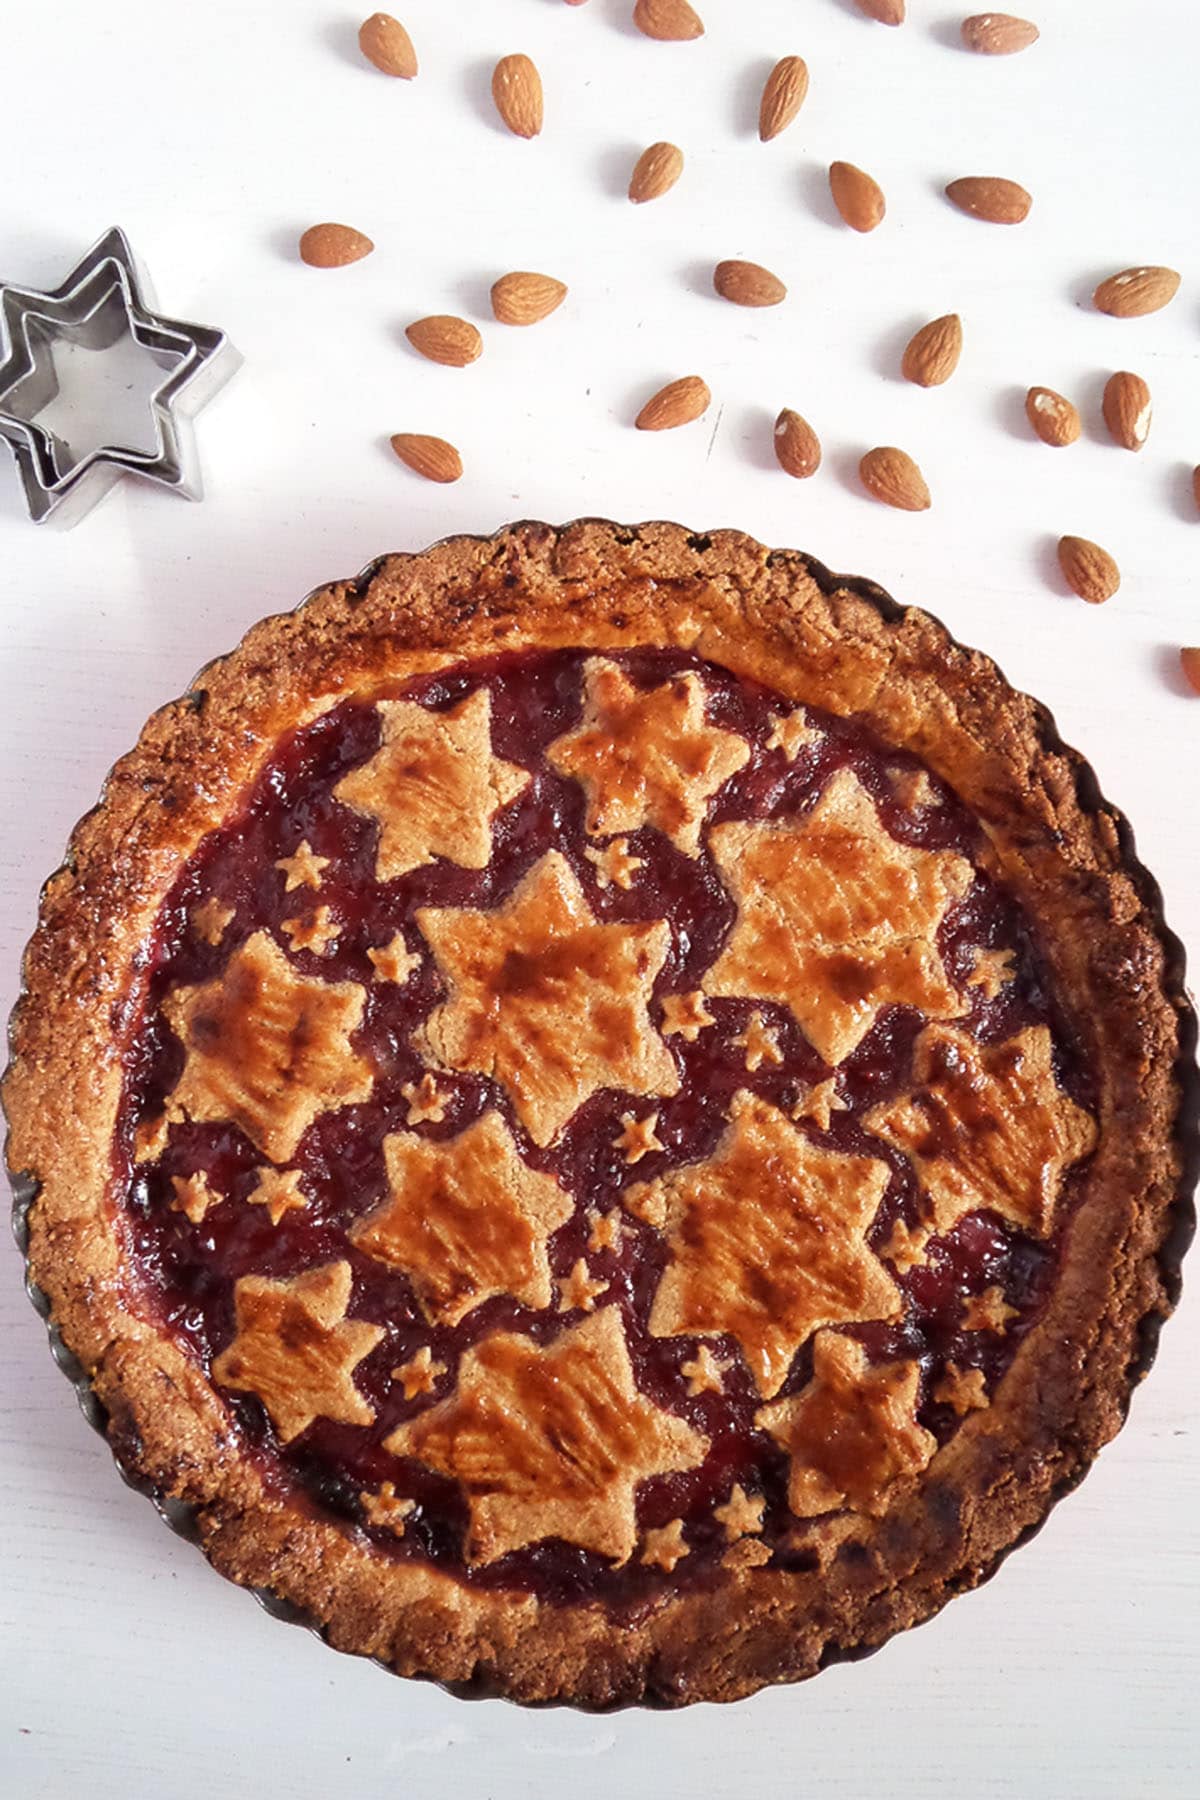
[4,521,1194,1707]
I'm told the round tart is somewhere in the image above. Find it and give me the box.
[5,520,1195,1708]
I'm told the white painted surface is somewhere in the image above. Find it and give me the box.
[1,2,1197,1794]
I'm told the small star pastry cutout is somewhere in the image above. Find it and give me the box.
[392,1345,448,1399]
[631,1091,900,1397]
[191,897,234,946]
[962,1285,1019,1333]
[706,767,973,1065]
[386,1307,709,1566]
[966,945,1017,1001]
[281,906,341,956]
[162,930,372,1162]
[246,1166,308,1226]
[889,766,939,811]
[275,841,329,893]
[680,1344,732,1396]
[934,1363,990,1416]
[558,1258,609,1314]
[734,1010,783,1072]
[351,1110,573,1326]
[134,1113,170,1164]
[367,933,422,985]
[767,709,818,761]
[170,1172,219,1225]
[546,658,750,856]
[791,1079,849,1133]
[758,1330,936,1519]
[212,1261,383,1444]
[402,1072,448,1126]
[584,837,645,891]
[641,1518,690,1572]
[360,1482,415,1535]
[587,1209,626,1254]
[660,991,714,1043]
[865,1024,1097,1240]
[614,1110,664,1164]
[416,851,679,1146]
[879,1217,928,1274]
[713,1483,765,1540]
[334,689,530,881]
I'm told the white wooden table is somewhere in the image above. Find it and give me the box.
[1,3,1196,1793]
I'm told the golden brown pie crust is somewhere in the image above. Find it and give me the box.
[4,519,1196,1708]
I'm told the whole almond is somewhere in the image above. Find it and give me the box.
[491,271,568,325]
[1025,387,1081,447]
[299,223,374,268]
[714,260,787,307]
[961,14,1039,54]
[629,141,684,202]
[759,57,810,141]
[405,315,483,367]
[636,375,711,430]
[859,446,930,511]
[1058,536,1120,604]
[1102,371,1152,451]
[1179,648,1200,694]
[389,434,462,483]
[633,0,704,40]
[855,0,905,21]
[774,410,822,479]
[901,314,963,387]
[1093,266,1181,318]
[492,54,543,138]
[358,13,417,77]
[829,162,886,232]
[945,176,1031,223]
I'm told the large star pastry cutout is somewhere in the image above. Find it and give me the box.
[546,658,750,856]
[350,1110,573,1325]
[865,1023,1097,1240]
[757,1329,936,1518]
[629,1091,900,1397]
[161,929,372,1162]
[386,1307,708,1565]
[416,851,679,1145]
[334,688,530,880]
[705,767,973,1065]
[212,1261,383,1444]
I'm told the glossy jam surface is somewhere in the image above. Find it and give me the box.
[115,647,1093,1606]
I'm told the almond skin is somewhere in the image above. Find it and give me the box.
[389,434,462,483]
[945,176,1031,223]
[855,0,905,21]
[713,260,787,307]
[859,446,930,511]
[1102,371,1152,451]
[633,0,704,41]
[636,375,711,430]
[358,13,417,77]
[1093,266,1181,318]
[961,14,1039,54]
[759,57,810,141]
[492,54,543,138]
[1180,648,1200,694]
[1025,387,1081,447]
[491,271,567,325]
[829,162,886,232]
[405,316,483,367]
[901,315,963,387]
[774,410,821,479]
[299,223,374,268]
[1058,536,1120,604]
[629,141,684,202]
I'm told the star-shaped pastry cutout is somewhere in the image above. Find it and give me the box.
[281,906,341,955]
[641,1519,690,1571]
[546,658,750,856]
[660,990,714,1042]
[246,1166,308,1226]
[613,1110,664,1164]
[889,766,939,811]
[714,1483,765,1540]
[865,1024,1097,1240]
[212,1261,383,1444]
[966,946,1017,1001]
[334,688,530,881]
[758,1330,936,1519]
[133,1113,169,1164]
[767,709,818,761]
[170,1172,219,1225]
[391,1345,448,1399]
[705,768,973,1066]
[162,930,372,1162]
[367,933,422,985]
[631,1091,900,1397]
[879,1216,927,1273]
[275,841,329,893]
[791,1078,849,1133]
[587,1209,626,1254]
[584,837,645,891]
[961,1285,1018,1334]
[557,1258,609,1314]
[386,1308,709,1566]
[416,852,678,1146]
[680,1344,732,1396]
[734,1010,783,1072]
[934,1363,990,1416]
[350,1110,573,1326]
[192,897,234,946]
[360,1482,415,1535]
[402,1072,448,1125]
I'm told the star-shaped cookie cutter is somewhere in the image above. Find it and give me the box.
[0,227,240,526]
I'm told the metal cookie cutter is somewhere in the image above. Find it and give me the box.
[0,226,240,527]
